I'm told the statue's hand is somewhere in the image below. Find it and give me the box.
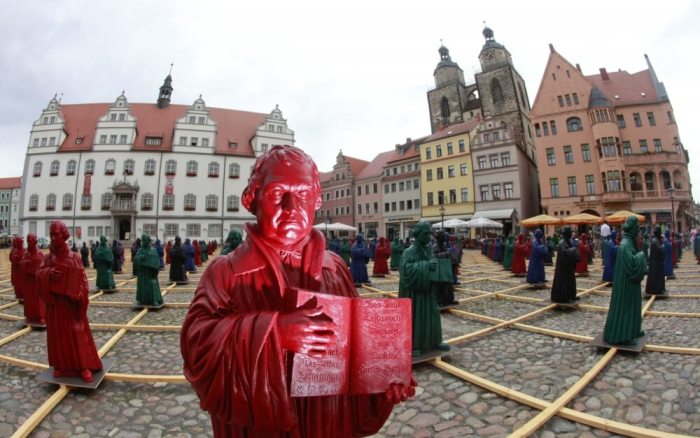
[429,259,438,271]
[386,376,417,404]
[276,307,336,358]
[49,267,62,282]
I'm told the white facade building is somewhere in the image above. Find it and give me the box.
[20,77,295,244]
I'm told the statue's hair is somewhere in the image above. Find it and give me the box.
[50,221,70,242]
[412,220,432,237]
[241,145,320,215]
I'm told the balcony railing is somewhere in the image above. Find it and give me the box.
[110,200,135,212]
[601,191,631,203]
[631,189,690,200]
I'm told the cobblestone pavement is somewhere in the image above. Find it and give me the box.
[0,249,698,437]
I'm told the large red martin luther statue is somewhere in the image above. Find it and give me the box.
[181,145,415,437]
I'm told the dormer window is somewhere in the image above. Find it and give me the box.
[75,137,83,144]
[119,113,126,121]
[229,142,238,149]
[189,116,196,124]
[145,137,162,146]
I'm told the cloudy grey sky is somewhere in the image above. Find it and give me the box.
[1,0,698,199]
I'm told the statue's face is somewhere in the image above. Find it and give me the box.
[27,235,37,248]
[255,161,320,247]
[50,226,66,250]
[414,226,431,246]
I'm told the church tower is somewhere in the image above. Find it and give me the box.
[474,25,534,154]
[157,73,173,109]
[426,44,481,133]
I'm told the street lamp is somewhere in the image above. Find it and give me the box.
[668,187,675,233]
[439,204,445,229]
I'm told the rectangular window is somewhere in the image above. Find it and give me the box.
[143,224,157,237]
[391,183,396,192]
[622,141,631,155]
[647,112,656,126]
[425,148,431,159]
[550,120,557,135]
[586,175,595,194]
[162,194,174,210]
[480,185,489,201]
[565,94,571,106]
[100,135,107,144]
[500,152,511,166]
[550,178,560,197]
[581,144,591,162]
[145,137,162,146]
[460,188,468,202]
[399,181,404,191]
[617,115,626,128]
[120,135,127,144]
[119,113,126,121]
[639,139,648,153]
[449,189,456,204]
[535,123,541,137]
[364,184,369,195]
[436,145,442,157]
[109,135,117,144]
[436,167,443,180]
[447,165,455,177]
[357,204,362,215]
[180,136,187,145]
[88,226,95,237]
[460,163,468,176]
[384,203,389,212]
[667,110,675,123]
[654,138,662,152]
[399,201,404,211]
[437,191,445,205]
[483,133,491,142]
[373,183,378,193]
[391,202,396,212]
[187,224,201,237]
[633,113,642,127]
[427,192,433,206]
[491,184,501,200]
[373,202,378,213]
[563,145,573,164]
[478,156,486,170]
[458,139,465,152]
[601,137,617,157]
[413,179,419,189]
[446,142,453,155]
[384,184,389,194]
[557,96,564,107]
[543,122,549,136]
[202,138,209,147]
[567,176,577,196]
[504,182,513,199]
[81,194,92,210]
[572,93,579,105]
[357,186,362,196]
[489,154,498,168]
[546,148,556,165]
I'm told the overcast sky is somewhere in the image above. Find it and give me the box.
[1,0,698,200]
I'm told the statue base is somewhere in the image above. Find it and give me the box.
[666,275,676,280]
[102,289,118,294]
[38,357,114,389]
[513,273,526,277]
[528,282,548,289]
[546,300,579,309]
[412,349,450,365]
[575,272,590,277]
[590,333,648,353]
[371,274,386,278]
[173,280,189,285]
[133,302,165,310]
[644,291,669,299]
[20,320,47,329]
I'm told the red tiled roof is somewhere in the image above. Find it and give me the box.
[586,69,658,107]
[357,150,399,179]
[0,177,21,190]
[344,156,369,177]
[57,103,267,156]
[423,119,479,143]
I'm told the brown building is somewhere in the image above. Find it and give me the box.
[532,45,692,232]
[316,151,368,232]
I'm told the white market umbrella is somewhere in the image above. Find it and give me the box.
[313,222,358,231]
[431,218,471,228]
[464,217,504,228]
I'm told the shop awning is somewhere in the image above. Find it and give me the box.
[472,208,515,220]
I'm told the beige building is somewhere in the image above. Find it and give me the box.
[531,45,692,231]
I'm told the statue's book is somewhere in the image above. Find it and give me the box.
[49,263,83,298]
[288,289,412,397]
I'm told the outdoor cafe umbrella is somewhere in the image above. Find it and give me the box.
[313,222,358,232]
[463,217,504,228]
[605,210,645,225]
[431,218,471,229]
[520,214,562,228]
[561,212,604,225]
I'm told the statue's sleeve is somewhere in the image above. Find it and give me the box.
[399,248,431,293]
[619,243,647,282]
[180,258,295,432]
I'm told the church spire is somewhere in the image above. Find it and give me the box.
[157,64,174,109]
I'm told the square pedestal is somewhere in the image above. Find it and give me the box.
[38,357,114,389]
[590,333,648,353]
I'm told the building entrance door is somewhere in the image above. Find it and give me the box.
[119,219,131,240]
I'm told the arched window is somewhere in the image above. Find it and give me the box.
[29,194,39,211]
[141,193,154,210]
[660,171,671,190]
[672,170,683,190]
[123,159,135,175]
[105,159,116,175]
[566,117,582,132]
[208,162,219,177]
[184,193,196,210]
[644,171,655,192]
[46,193,56,211]
[66,160,77,175]
[491,79,503,104]
[440,96,450,124]
[629,172,642,191]
[229,163,240,179]
[62,193,73,210]
[50,160,60,176]
[165,160,177,175]
[206,194,218,211]
[162,194,175,210]
[227,195,240,212]
[84,159,95,175]
[187,160,198,176]
[33,161,43,177]
[144,159,156,175]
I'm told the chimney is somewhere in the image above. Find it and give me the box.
[576,63,582,72]
[549,43,555,53]
[599,68,609,81]
[406,137,412,144]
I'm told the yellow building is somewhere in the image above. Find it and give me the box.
[420,120,477,223]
